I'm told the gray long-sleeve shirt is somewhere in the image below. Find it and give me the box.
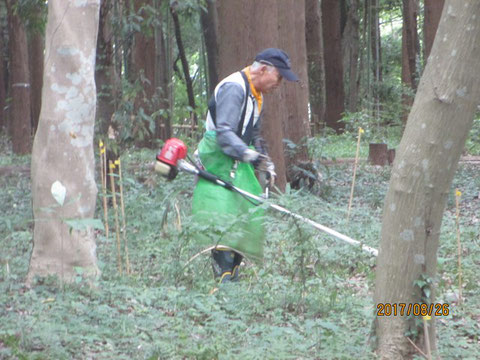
[205,71,266,160]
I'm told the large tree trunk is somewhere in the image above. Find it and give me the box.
[216,0,260,78]
[322,0,346,133]
[216,0,286,188]
[216,0,311,190]
[278,0,311,182]
[374,1,480,358]
[424,0,445,61]
[28,0,101,283]
[6,0,32,154]
[95,0,117,135]
[200,0,219,97]
[305,0,326,134]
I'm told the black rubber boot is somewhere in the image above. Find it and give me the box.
[231,252,243,282]
[212,250,235,283]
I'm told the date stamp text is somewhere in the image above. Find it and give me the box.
[376,303,449,317]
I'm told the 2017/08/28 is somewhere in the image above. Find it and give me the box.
[376,303,450,317]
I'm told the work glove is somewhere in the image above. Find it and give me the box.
[264,160,276,188]
[242,148,261,163]
[254,155,276,188]
[243,149,276,187]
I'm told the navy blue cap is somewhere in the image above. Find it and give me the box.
[255,48,299,82]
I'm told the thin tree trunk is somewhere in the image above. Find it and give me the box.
[355,0,368,110]
[364,0,372,111]
[170,3,197,125]
[200,0,219,97]
[154,0,170,140]
[370,0,382,84]
[166,5,175,128]
[342,0,360,113]
[401,0,420,124]
[131,0,156,146]
[402,0,419,91]
[0,18,6,131]
[95,0,117,135]
[200,33,209,102]
[28,29,44,135]
[371,0,382,122]
[6,0,32,154]
[28,0,101,283]
[123,0,133,80]
[322,0,346,133]
[375,2,480,357]
[305,0,326,134]
[113,0,124,91]
[424,0,445,61]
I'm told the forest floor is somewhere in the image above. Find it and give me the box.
[1,140,479,359]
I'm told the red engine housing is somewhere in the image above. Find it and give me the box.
[156,138,187,166]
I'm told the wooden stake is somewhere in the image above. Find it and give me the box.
[99,140,109,239]
[109,160,123,275]
[98,140,108,240]
[422,316,432,360]
[455,189,463,305]
[347,127,364,221]
[116,159,131,275]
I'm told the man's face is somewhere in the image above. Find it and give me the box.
[258,66,283,93]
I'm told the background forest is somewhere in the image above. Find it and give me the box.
[1,0,480,359]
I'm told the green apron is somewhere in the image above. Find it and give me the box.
[192,131,265,263]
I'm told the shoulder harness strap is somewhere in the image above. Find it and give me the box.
[236,71,251,137]
[207,71,250,134]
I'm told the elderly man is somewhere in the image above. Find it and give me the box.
[192,48,298,283]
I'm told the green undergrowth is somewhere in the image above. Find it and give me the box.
[311,114,480,160]
[1,135,479,359]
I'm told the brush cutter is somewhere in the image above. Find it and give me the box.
[155,138,378,257]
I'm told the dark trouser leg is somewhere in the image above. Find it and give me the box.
[231,252,243,281]
[211,250,235,283]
